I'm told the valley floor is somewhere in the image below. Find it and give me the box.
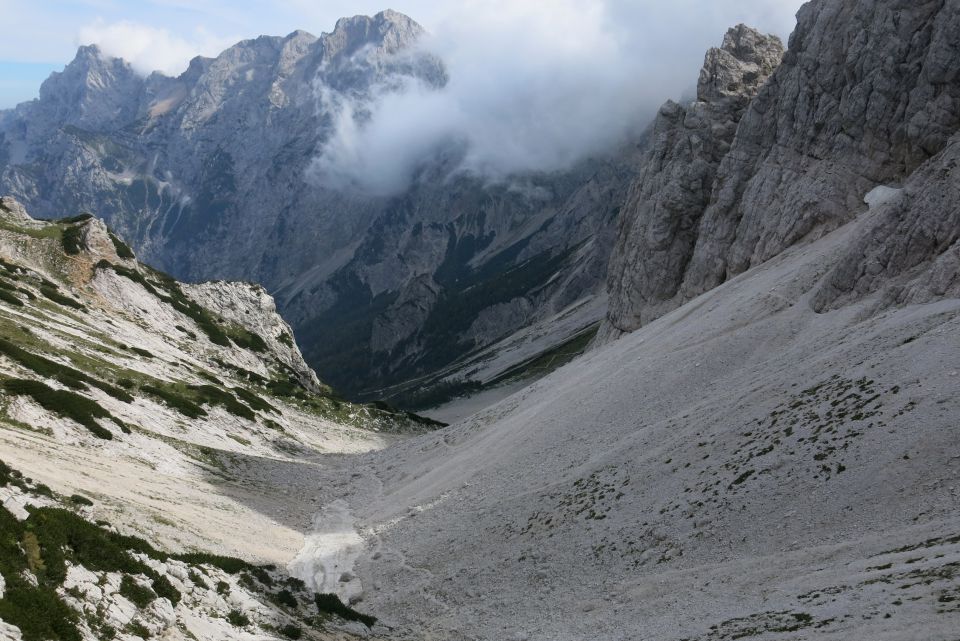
[307,210,960,640]
[3,202,959,641]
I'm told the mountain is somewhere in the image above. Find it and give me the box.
[0,196,437,640]
[4,0,960,639]
[0,10,635,402]
[601,0,960,338]
[274,1,960,639]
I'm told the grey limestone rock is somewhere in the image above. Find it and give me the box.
[603,0,960,340]
[601,25,783,337]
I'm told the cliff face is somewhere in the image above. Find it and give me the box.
[0,10,633,399]
[603,26,783,335]
[603,0,960,339]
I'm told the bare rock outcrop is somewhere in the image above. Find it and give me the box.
[604,0,960,339]
[812,130,960,312]
[602,25,783,336]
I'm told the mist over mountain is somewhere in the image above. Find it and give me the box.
[2,1,960,640]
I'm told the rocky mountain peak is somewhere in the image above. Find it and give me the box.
[697,24,784,103]
[36,43,143,130]
[323,9,425,60]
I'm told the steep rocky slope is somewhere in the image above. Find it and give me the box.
[321,173,960,641]
[270,2,960,639]
[604,25,783,331]
[603,0,960,338]
[0,197,431,640]
[0,10,636,400]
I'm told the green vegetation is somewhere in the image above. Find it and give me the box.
[142,381,263,421]
[60,224,84,255]
[141,385,207,419]
[188,384,255,420]
[108,231,135,259]
[227,610,250,626]
[96,261,231,346]
[119,575,156,608]
[314,593,377,627]
[69,494,93,507]
[273,589,297,608]
[0,460,376,638]
[0,257,26,274]
[228,327,268,353]
[0,337,133,402]
[0,289,23,306]
[126,621,150,638]
[151,575,181,606]
[130,347,153,359]
[232,387,278,414]
[391,378,483,411]
[488,325,599,387]
[2,379,117,439]
[55,214,94,225]
[39,285,85,310]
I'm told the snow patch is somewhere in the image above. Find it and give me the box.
[864,185,903,210]
[288,500,364,603]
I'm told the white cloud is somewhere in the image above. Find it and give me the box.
[308,0,806,195]
[77,19,235,76]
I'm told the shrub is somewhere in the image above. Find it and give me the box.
[188,385,255,420]
[108,232,135,259]
[226,610,250,626]
[151,575,181,606]
[0,458,29,490]
[130,347,153,359]
[141,385,207,419]
[119,575,156,608]
[216,580,230,595]
[39,285,84,310]
[3,379,115,440]
[69,494,94,507]
[0,578,82,641]
[232,387,277,414]
[55,214,94,224]
[60,225,84,255]
[188,570,208,589]
[126,621,150,639]
[314,593,376,627]
[0,257,25,274]
[0,288,23,306]
[279,624,302,639]
[273,589,297,608]
[175,325,197,340]
[27,508,157,584]
[229,328,268,353]
[96,261,230,346]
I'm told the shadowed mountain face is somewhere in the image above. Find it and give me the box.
[0,10,636,400]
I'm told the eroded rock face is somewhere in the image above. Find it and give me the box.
[183,280,324,392]
[0,9,635,398]
[604,0,960,339]
[602,26,783,336]
[683,0,960,297]
[812,130,960,312]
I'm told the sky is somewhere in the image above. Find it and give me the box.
[0,0,807,191]
[0,0,805,107]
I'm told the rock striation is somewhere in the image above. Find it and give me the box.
[602,25,783,335]
[603,0,960,339]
